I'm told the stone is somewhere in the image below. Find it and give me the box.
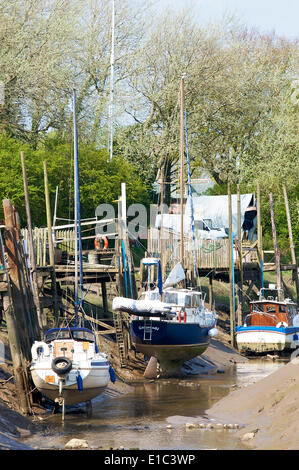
[65,438,89,449]
[241,432,255,441]
[199,423,206,428]
[206,423,214,429]
[16,427,32,438]
[166,425,172,429]
[185,422,196,429]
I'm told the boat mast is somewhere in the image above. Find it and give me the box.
[180,75,185,267]
[185,110,198,284]
[108,0,115,162]
[73,89,85,326]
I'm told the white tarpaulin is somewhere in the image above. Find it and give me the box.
[155,194,256,239]
[185,194,255,236]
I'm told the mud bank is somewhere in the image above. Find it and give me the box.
[207,357,299,449]
[0,402,39,449]
[0,331,246,450]
[182,339,248,376]
[0,378,132,449]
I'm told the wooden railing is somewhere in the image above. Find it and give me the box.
[148,227,258,271]
[21,227,75,266]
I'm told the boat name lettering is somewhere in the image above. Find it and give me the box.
[138,326,159,331]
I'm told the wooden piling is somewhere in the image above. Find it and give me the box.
[101,281,108,313]
[2,199,33,415]
[283,183,299,301]
[21,152,43,330]
[269,193,283,301]
[256,182,264,291]
[208,272,214,311]
[228,182,236,347]
[180,75,185,266]
[236,184,243,326]
[43,160,59,323]
[160,165,165,280]
[43,161,55,266]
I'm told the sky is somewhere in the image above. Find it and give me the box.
[159,0,299,39]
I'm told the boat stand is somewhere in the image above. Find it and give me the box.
[86,400,92,417]
[55,379,65,422]
[54,396,65,422]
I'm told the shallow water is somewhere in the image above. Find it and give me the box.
[25,359,286,450]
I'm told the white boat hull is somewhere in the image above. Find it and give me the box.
[236,326,299,354]
[30,333,111,406]
[31,363,110,405]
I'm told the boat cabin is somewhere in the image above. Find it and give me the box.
[140,288,205,308]
[44,327,99,359]
[245,300,297,327]
[45,327,96,344]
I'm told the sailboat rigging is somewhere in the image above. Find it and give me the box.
[73,89,85,325]
[30,89,112,417]
[112,77,218,376]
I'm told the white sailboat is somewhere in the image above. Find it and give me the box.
[30,90,112,413]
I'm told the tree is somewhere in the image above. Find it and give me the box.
[0,0,79,143]
[0,133,150,227]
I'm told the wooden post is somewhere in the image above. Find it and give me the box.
[43,161,55,267]
[160,165,164,279]
[101,281,108,313]
[43,161,59,322]
[180,76,185,266]
[21,152,43,330]
[256,182,263,290]
[2,199,32,415]
[228,182,235,346]
[209,272,214,311]
[236,184,243,326]
[283,183,299,301]
[269,193,283,301]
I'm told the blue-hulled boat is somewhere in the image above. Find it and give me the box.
[129,288,217,375]
[112,260,218,376]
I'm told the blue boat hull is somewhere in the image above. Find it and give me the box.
[130,320,211,375]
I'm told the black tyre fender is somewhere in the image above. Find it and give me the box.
[51,357,72,376]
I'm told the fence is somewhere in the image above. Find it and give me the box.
[21,227,75,266]
[148,227,258,273]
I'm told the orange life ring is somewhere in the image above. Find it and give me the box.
[184,311,187,323]
[178,310,181,323]
[94,236,108,251]
[102,236,108,251]
[94,237,100,251]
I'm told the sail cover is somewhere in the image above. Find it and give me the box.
[112,297,172,314]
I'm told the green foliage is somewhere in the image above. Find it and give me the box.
[0,133,150,227]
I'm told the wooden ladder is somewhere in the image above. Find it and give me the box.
[113,312,127,367]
